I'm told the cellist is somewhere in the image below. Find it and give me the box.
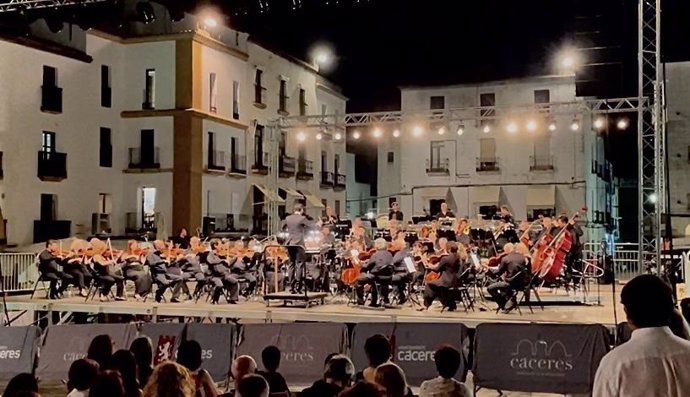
[555,215,584,278]
[355,238,394,307]
[486,243,530,312]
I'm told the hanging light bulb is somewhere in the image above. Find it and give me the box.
[456,124,464,136]
[526,120,537,132]
[392,129,401,138]
[297,131,307,142]
[372,128,383,138]
[438,126,446,135]
[548,121,557,132]
[570,119,580,131]
[334,132,342,140]
[594,117,606,130]
[352,130,361,140]
[316,132,323,140]
[482,124,491,133]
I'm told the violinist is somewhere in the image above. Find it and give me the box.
[64,239,93,297]
[172,227,190,250]
[146,240,184,303]
[486,243,530,312]
[229,240,257,295]
[390,231,411,304]
[206,239,240,304]
[435,202,455,220]
[355,238,394,307]
[89,238,125,302]
[38,240,74,299]
[418,241,462,312]
[322,206,339,225]
[498,205,515,226]
[388,201,404,222]
[118,240,152,300]
[180,237,208,285]
[351,217,371,247]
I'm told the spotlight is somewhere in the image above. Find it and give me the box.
[561,56,575,69]
[316,133,323,140]
[372,128,383,138]
[570,120,580,131]
[617,118,629,130]
[352,130,361,140]
[526,120,537,132]
[136,1,156,24]
[413,126,423,137]
[456,125,464,136]
[649,193,658,204]
[594,117,606,130]
[482,124,491,134]
[438,126,446,135]
[548,121,557,132]
[204,17,218,28]
[334,132,342,140]
[297,131,306,142]
[392,129,401,138]
[506,121,518,134]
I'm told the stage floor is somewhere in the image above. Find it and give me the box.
[5,286,623,328]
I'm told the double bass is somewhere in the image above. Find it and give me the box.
[531,211,581,280]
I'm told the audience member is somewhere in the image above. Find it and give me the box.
[337,381,381,397]
[256,346,289,395]
[374,363,408,397]
[176,340,217,397]
[12,392,40,397]
[419,345,471,397]
[593,274,690,397]
[2,373,38,397]
[229,355,257,392]
[110,350,142,397]
[67,358,100,397]
[129,337,154,388]
[356,334,391,382]
[670,309,690,340]
[235,374,269,397]
[88,370,125,397]
[301,354,355,397]
[142,362,195,397]
[87,334,114,369]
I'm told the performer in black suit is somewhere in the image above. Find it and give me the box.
[418,242,462,311]
[435,202,455,220]
[145,240,184,303]
[356,238,395,307]
[38,240,74,299]
[487,243,529,311]
[388,202,404,222]
[205,239,240,304]
[281,203,315,293]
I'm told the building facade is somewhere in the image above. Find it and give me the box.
[377,76,614,241]
[0,7,346,245]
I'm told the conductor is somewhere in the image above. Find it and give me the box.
[281,203,315,294]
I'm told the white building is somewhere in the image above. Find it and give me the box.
[377,75,613,241]
[345,152,374,218]
[0,5,346,245]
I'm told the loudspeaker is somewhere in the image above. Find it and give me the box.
[598,255,614,284]
[202,217,216,237]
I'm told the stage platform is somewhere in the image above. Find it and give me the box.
[4,287,623,328]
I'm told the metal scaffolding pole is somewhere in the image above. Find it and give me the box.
[266,121,281,237]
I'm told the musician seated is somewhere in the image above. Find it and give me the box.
[486,243,530,312]
[118,240,153,300]
[390,231,411,304]
[435,202,455,220]
[230,240,257,295]
[356,238,394,307]
[206,239,239,304]
[38,240,74,299]
[146,240,184,303]
[63,239,93,297]
[181,237,208,283]
[90,239,125,302]
[389,202,404,222]
[419,242,462,312]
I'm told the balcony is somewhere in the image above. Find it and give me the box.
[297,159,314,180]
[41,86,63,114]
[206,150,226,172]
[229,154,247,176]
[426,158,450,175]
[320,171,334,188]
[251,152,269,175]
[334,173,346,190]
[125,212,156,235]
[476,157,500,172]
[529,155,555,171]
[128,147,160,169]
[37,151,67,181]
[254,85,267,109]
[279,156,296,177]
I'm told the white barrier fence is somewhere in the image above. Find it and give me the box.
[583,242,641,281]
[0,253,38,293]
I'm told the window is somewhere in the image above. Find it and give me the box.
[43,66,57,87]
[144,69,156,109]
[334,154,340,174]
[532,133,551,170]
[41,66,61,113]
[321,199,328,217]
[40,194,57,221]
[299,88,307,116]
[687,194,690,211]
[479,93,496,125]
[479,138,496,160]
[97,193,112,214]
[387,151,394,163]
[42,131,56,152]
[279,131,286,156]
[687,145,690,163]
[534,89,550,112]
[232,81,240,119]
[209,73,218,113]
[430,141,444,169]
[430,96,445,112]
[99,127,112,168]
[335,200,341,217]
[101,65,111,108]
[321,150,327,171]
[254,125,264,165]
[208,131,215,166]
[279,79,288,113]
[254,69,264,104]
[298,143,306,160]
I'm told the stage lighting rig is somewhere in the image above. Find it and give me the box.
[0,0,110,13]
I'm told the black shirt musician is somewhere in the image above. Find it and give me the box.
[555,215,584,277]
[205,239,240,304]
[419,242,462,311]
[38,240,73,299]
[435,202,455,220]
[280,203,315,293]
[498,205,515,226]
[145,240,184,303]
[388,202,404,222]
[487,243,529,311]
[356,238,394,307]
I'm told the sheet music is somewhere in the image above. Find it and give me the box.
[404,257,417,273]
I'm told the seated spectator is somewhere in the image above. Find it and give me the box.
[130,337,154,388]
[302,354,355,397]
[419,345,471,397]
[176,340,218,397]
[13,392,40,397]
[235,374,269,397]
[89,370,125,397]
[2,373,38,397]
[670,309,690,340]
[228,355,257,393]
[110,350,142,397]
[256,346,289,395]
[593,274,690,397]
[337,381,381,397]
[87,334,114,369]
[356,334,391,383]
[67,358,100,397]
[142,362,195,397]
[374,363,408,397]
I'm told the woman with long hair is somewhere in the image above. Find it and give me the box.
[142,362,195,397]
[110,350,142,397]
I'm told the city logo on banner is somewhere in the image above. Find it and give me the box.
[154,336,176,365]
[62,337,89,362]
[389,333,436,363]
[269,334,315,363]
[509,339,574,376]
[0,344,21,360]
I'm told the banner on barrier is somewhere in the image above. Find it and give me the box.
[37,324,137,380]
[186,323,235,380]
[238,323,347,386]
[0,326,40,378]
[140,323,186,365]
[351,323,470,386]
[473,323,609,394]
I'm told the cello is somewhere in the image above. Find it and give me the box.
[531,211,581,281]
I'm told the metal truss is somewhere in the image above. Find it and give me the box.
[638,0,664,272]
[0,0,110,12]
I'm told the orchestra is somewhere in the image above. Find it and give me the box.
[34,201,590,314]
